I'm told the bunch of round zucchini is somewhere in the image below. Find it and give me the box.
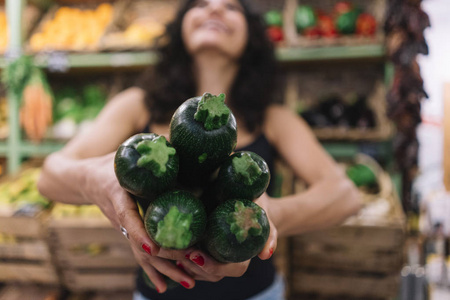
[114,93,270,264]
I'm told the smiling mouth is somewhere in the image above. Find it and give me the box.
[201,20,230,32]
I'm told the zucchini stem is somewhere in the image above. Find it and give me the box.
[136,136,176,177]
[232,153,263,185]
[194,93,230,130]
[226,201,262,243]
[155,206,193,249]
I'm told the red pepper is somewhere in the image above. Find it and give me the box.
[334,1,353,15]
[318,15,338,38]
[266,26,284,42]
[303,26,321,39]
[356,13,377,36]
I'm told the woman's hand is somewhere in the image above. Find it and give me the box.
[82,152,195,293]
[158,192,278,282]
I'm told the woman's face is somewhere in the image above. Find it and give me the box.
[182,0,248,60]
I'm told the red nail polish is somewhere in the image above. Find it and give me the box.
[269,248,274,257]
[191,255,205,266]
[180,281,190,288]
[156,287,160,293]
[142,243,152,255]
[185,253,191,259]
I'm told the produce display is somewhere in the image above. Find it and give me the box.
[299,94,376,130]
[264,9,284,43]
[52,83,107,140]
[0,10,7,53]
[115,93,271,289]
[100,0,177,50]
[51,202,105,219]
[29,3,113,51]
[1,56,54,143]
[294,1,377,39]
[0,167,51,216]
[101,20,165,50]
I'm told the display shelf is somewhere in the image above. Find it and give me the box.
[0,44,386,72]
[2,0,392,175]
[0,141,8,153]
[32,51,158,71]
[0,140,63,156]
[19,141,64,156]
[276,44,386,62]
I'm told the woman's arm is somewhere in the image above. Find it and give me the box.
[38,87,149,205]
[38,88,202,292]
[263,105,362,237]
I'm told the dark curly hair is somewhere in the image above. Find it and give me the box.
[138,0,278,133]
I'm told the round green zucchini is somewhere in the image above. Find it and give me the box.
[169,93,237,187]
[216,151,270,201]
[114,133,179,199]
[203,199,270,263]
[144,190,207,250]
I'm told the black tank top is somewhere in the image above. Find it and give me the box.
[136,130,278,300]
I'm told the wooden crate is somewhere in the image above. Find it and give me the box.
[272,159,296,298]
[0,284,61,300]
[0,211,58,285]
[66,289,133,300]
[284,62,394,141]
[0,161,58,285]
[289,168,406,299]
[62,269,136,292]
[48,214,138,291]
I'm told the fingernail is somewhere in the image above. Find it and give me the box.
[142,243,152,255]
[156,287,160,293]
[176,261,185,270]
[269,248,274,258]
[180,281,190,288]
[191,254,204,266]
[185,253,191,259]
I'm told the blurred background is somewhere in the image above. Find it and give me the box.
[0,0,449,299]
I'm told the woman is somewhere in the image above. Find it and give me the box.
[38,0,361,299]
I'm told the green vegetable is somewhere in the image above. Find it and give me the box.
[215,151,270,202]
[295,5,317,32]
[336,9,361,34]
[346,163,377,187]
[170,93,237,187]
[144,190,207,250]
[114,133,179,200]
[264,10,283,27]
[203,199,269,263]
[1,55,34,97]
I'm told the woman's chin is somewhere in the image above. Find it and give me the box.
[188,42,243,60]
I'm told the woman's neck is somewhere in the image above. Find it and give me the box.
[193,51,239,98]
